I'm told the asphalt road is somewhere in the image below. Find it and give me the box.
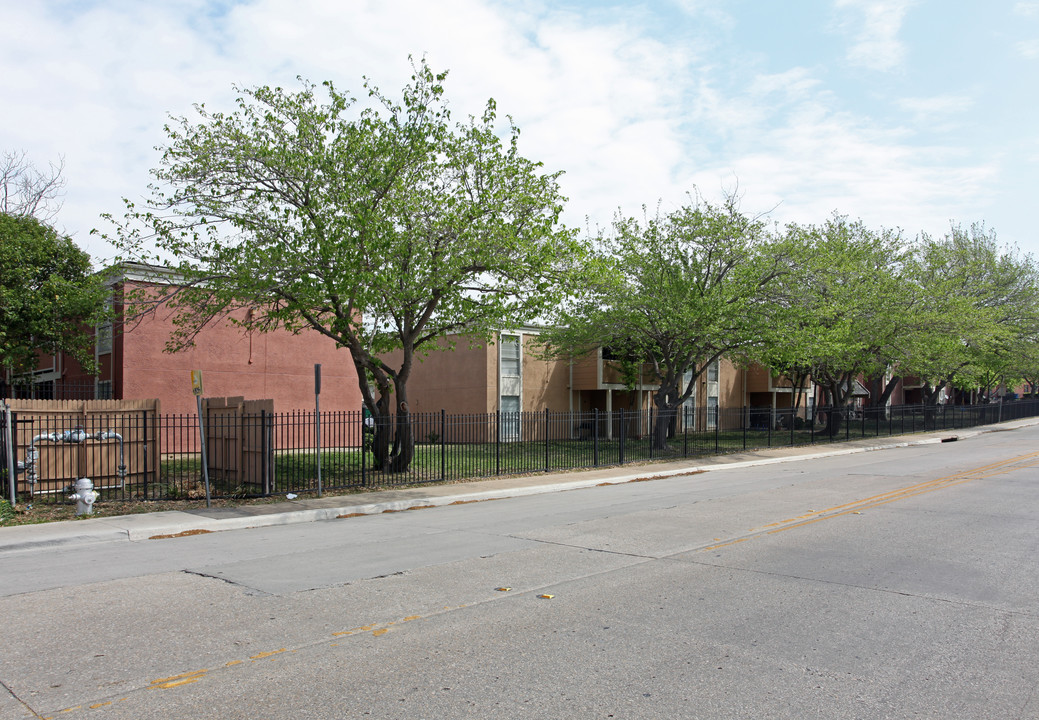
[2,425,1038,719]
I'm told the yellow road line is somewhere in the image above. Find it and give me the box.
[703,450,1039,551]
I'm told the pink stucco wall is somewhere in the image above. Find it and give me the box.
[117,284,361,416]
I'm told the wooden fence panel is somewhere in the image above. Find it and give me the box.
[203,397,274,492]
[7,399,160,498]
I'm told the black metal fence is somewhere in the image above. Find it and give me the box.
[4,399,1038,505]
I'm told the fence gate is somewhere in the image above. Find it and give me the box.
[204,397,274,494]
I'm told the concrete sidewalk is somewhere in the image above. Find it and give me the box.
[3,419,1034,553]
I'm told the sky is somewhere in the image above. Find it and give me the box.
[2,0,1038,264]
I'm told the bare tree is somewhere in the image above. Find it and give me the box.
[0,150,66,222]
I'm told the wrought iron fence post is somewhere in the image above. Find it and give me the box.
[441,409,447,482]
[683,409,688,457]
[810,406,815,444]
[142,410,149,501]
[619,409,626,464]
[767,408,772,448]
[714,407,720,454]
[496,410,501,477]
[361,412,367,488]
[261,409,270,494]
[648,405,654,459]
[743,406,747,450]
[544,409,552,471]
[3,404,15,506]
[593,408,599,467]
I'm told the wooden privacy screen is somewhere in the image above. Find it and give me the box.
[203,397,275,494]
[6,399,160,497]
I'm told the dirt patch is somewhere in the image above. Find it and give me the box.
[149,529,214,540]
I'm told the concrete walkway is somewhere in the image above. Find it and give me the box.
[3,418,1035,553]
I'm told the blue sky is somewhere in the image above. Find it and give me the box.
[2,0,1037,261]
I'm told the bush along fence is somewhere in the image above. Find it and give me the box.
[3,399,1038,505]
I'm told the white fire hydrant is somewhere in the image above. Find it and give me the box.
[69,478,99,516]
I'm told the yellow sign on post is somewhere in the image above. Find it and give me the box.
[191,370,204,396]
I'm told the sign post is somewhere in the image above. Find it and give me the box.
[191,370,212,508]
[3,401,15,507]
[314,363,322,498]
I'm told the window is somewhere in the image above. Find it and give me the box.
[705,360,720,429]
[681,370,696,430]
[96,297,113,355]
[707,360,719,382]
[500,395,520,441]
[707,396,719,430]
[500,335,520,376]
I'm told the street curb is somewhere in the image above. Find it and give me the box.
[0,420,1028,552]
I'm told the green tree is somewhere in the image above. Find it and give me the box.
[0,214,109,377]
[545,195,784,450]
[904,223,1039,408]
[764,215,911,434]
[108,60,577,472]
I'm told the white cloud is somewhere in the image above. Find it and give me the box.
[0,0,1026,262]
[896,94,975,124]
[1017,39,1039,59]
[833,0,916,72]
[671,68,997,238]
[1014,2,1039,17]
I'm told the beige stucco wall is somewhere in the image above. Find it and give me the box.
[571,353,598,391]
[719,357,744,409]
[745,364,772,394]
[382,331,573,415]
[382,337,494,416]
[518,335,571,412]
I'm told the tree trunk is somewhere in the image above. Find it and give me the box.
[651,406,671,450]
[371,390,393,472]
[875,374,900,410]
[651,382,679,451]
[820,376,853,436]
[388,379,414,473]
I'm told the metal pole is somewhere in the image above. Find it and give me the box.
[261,409,270,495]
[544,409,552,471]
[196,395,211,508]
[594,408,599,467]
[683,408,688,457]
[648,405,654,459]
[714,406,720,454]
[142,411,149,501]
[3,402,15,507]
[315,364,322,497]
[618,409,625,464]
